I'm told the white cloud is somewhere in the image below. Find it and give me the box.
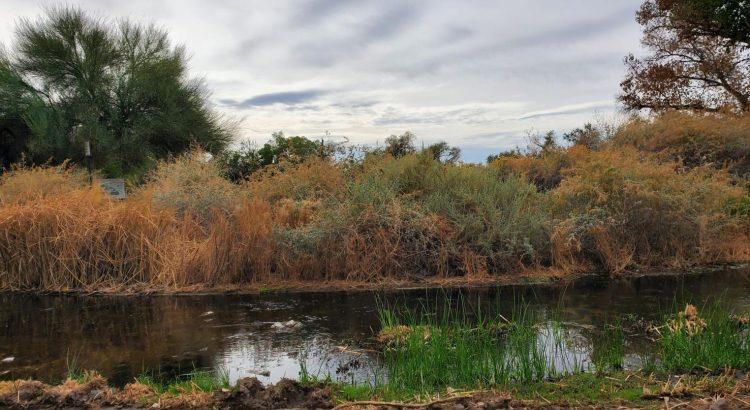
[0,0,644,161]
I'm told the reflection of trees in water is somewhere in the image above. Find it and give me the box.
[1,268,749,385]
[0,293,383,386]
[0,295,233,384]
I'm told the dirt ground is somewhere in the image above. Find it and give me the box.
[0,376,332,409]
[1,376,748,409]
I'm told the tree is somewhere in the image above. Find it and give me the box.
[217,141,262,182]
[425,141,461,163]
[384,132,417,158]
[0,7,231,178]
[257,131,321,165]
[620,0,750,113]
[528,131,558,155]
[563,123,603,150]
[667,0,749,45]
[218,132,323,182]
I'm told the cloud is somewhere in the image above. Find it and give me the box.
[497,6,635,51]
[0,0,645,163]
[219,90,328,108]
[518,101,617,120]
[290,2,419,66]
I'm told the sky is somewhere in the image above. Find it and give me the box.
[0,0,644,162]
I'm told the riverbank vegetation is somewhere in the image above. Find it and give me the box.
[1,112,749,291]
[1,1,750,292]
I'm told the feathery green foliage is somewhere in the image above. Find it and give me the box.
[0,6,231,180]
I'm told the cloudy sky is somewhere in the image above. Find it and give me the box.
[0,1,644,162]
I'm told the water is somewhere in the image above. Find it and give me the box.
[1,267,749,386]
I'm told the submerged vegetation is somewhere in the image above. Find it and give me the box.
[0,113,749,291]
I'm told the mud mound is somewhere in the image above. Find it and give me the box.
[217,377,333,409]
[0,376,119,409]
[0,380,48,405]
[45,375,114,407]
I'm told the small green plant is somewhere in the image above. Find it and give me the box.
[338,384,376,402]
[592,323,625,373]
[135,373,166,394]
[166,368,230,394]
[377,299,562,398]
[65,351,84,383]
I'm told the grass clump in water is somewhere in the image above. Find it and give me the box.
[591,322,625,374]
[377,302,555,398]
[658,304,750,373]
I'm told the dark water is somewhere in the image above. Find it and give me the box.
[1,268,749,386]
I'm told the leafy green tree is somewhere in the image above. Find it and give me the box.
[0,7,231,178]
[218,132,323,182]
[257,131,322,165]
[670,0,749,45]
[217,141,262,182]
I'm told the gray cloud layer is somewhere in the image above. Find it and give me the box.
[0,0,644,162]
[220,90,328,107]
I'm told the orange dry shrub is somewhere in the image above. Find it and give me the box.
[0,188,174,290]
[550,147,750,274]
[612,111,750,177]
[0,191,279,290]
[174,199,275,285]
[245,157,345,203]
[243,157,345,228]
[0,156,280,290]
[335,206,456,281]
[0,162,87,204]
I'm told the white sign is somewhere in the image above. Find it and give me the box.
[99,179,126,199]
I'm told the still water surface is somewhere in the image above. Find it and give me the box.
[1,268,749,386]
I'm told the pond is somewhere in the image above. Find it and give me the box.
[1,267,749,387]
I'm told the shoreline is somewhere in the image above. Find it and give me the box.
[2,263,746,297]
[1,370,748,409]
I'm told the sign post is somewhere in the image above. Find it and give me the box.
[84,140,92,186]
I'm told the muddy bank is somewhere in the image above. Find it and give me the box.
[2,374,750,409]
[5,263,745,296]
[0,376,333,409]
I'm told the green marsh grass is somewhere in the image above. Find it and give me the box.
[371,296,750,400]
[591,322,625,373]
[658,305,750,373]
[167,368,230,394]
[376,298,576,397]
[135,367,230,394]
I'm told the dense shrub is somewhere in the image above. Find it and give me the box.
[245,157,345,203]
[146,152,239,224]
[489,149,572,191]
[551,147,748,273]
[0,162,88,204]
[0,114,749,291]
[612,112,750,178]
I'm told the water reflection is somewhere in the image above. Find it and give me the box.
[0,268,748,386]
